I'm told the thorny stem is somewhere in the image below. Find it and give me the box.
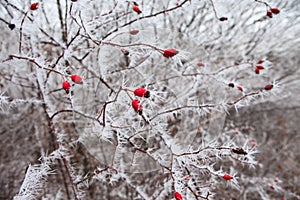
[227,89,262,106]
[187,184,210,200]
[61,156,79,200]
[150,104,216,121]
[50,109,104,126]
[149,88,267,121]
[56,0,67,43]
[208,0,219,19]
[102,0,191,39]
[35,73,72,199]
[2,55,64,76]
[96,87,122,126]
[254,0,272,9]
[174,146,232,157]
[100,41,164,52]
[19,12,28,54]
[5,0,61,46]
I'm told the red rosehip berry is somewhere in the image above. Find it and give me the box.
[237,85,243,92]
[256,65,265,70]
[30,3,39,10]
[223,174,233,180]
[197,62,204,67]
[163,48,178,58]
[269,185,275,190]
[134,88,150,98]
[174,192,182,200]
[71,74,83,84]
[129,29,139,35]
[133,5,142,14]
[257,60,264,64]
[271,8,280,14]
[255,68,260,74]
[219,17,228,21]
[132,99,143,114]
[62,80,71,93]
[264,84,273,91]
[255,65,265,74]
[266,11,273,18]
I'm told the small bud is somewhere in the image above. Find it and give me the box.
[264,84,273,91]
[174,192,182,200]
[228,83,235,88]
[269,185,275,190]
[219,17,228,21]
[65,68,71,75]
[30,3,39,10]
[271,8,280,14]
[163,48,178,58]
[71,74,83,84]
[223,174,233,180]
[8,24,16,30]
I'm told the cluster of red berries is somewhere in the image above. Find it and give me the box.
[255,60,265,74]
[131,88,150,115]
[173,174,233,199]
[266,7,280,18]
[62,74,83,94]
